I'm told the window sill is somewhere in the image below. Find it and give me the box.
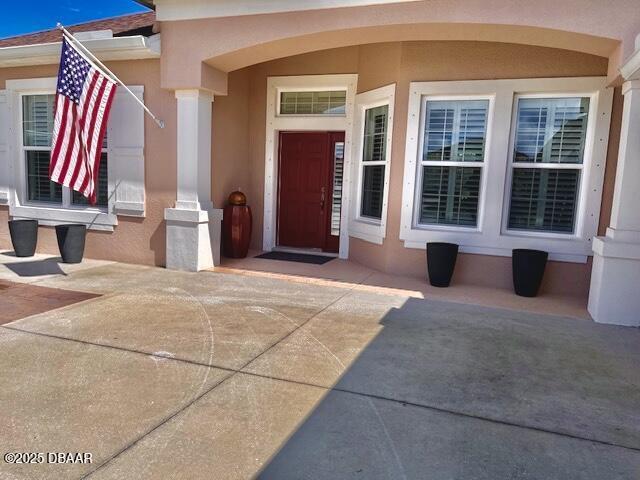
[10,204,118,231]
[401,228,591,263]
[276,113,347,118]
[349,219,385,245]
[413,223,482,234]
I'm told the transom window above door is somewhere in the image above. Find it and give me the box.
[279,90,346,115]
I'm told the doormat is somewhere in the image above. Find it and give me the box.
[255,251,335,265]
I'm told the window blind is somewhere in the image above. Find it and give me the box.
[424,101,487,163]
[360,104,389,220]
[26,150,61,203]
[508,97,589,234]
[22,94,109,208]
[361,165,385,219]
[22,95,54,147]
[330,142,344,236]
[514,98,589,164]
[419,99,488,227]
[280,90,346,115]
[508,168,580,233]
[420,166,481,226]
[363,106,387,162]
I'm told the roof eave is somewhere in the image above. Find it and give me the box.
[0,34,160,68]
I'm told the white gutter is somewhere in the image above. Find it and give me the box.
[0,34,161,68]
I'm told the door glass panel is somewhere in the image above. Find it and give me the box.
[330,142,344,236]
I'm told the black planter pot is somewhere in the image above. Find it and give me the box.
[427,242,459,288]
[512,249,548,297]
[8,219,38,257]
[55,224,87,264]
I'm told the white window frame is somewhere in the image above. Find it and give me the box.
[349,83,395,245]
[400,77,613,262]
[5,77,117,230]
[263,74,358,259]
[412,94,494,233]
[20,92,109,209]
[501,93,597,239]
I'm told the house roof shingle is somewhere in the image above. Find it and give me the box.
[0,11,156,48]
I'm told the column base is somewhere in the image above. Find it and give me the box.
[164,207,223,272]
[588,236,640,326]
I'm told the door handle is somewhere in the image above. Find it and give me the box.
[320,187,326,210]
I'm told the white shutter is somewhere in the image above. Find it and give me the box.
[108,85,145,216]
[0,90,9,204]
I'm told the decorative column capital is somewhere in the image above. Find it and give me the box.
[621,80,640,96]
[174,89,214,102]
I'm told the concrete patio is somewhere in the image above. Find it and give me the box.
[0,251,639,479]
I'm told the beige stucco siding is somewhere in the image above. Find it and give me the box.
[0,59,176,266]
[232,41,616,297]
[212,68,251,208]
[0,40,621,298]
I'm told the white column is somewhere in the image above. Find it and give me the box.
[588,80,640,326]
[164,89,222,271]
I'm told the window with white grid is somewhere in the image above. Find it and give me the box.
[417,99,488,227]
[360,104,388,220]
[21,94,108,208]
[507,97,589,234]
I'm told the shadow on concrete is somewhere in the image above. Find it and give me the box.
[3,258,68,277]
[257,297,640,479]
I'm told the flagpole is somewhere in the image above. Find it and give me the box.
[56,23,165,129]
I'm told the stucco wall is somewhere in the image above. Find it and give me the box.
[212,69,251,208]
[0,40,621,298]
[0,59,176,266]
[231,40,618,297]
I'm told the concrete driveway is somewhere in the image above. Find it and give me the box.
[0,252,639,479]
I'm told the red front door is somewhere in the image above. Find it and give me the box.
[277,132,343,252]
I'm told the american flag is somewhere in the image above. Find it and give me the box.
[49,37,117,205]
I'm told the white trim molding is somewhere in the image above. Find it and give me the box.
[349,83,396,245]
[0,90,10,205]
[155,0,421,21]
[400,77,613,262]
[0,35,160,68]
[588,79,640,326]
[263,74,358,259]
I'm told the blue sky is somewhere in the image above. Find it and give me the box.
[2,0,150,39]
